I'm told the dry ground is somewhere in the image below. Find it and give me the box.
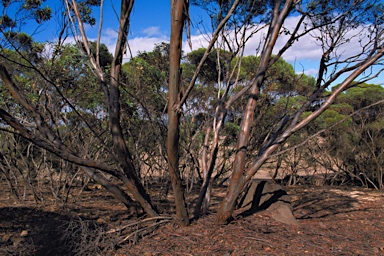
[0,181,383,255]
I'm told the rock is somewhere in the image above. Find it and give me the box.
[270,202,299,226]
[238,179,299,226]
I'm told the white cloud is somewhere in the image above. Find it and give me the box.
[61,36,77,45]
[182,33,210,54]
[182,16,324,63]
[60,16,323,65]
[141,26,162,36]
[55,15,381,85]
[100,28,119,55]
[298,68,319,77]
[124,35,168,59]
[55,27,168,62]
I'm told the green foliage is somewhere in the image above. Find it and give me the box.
[232,55,259,82]
[0,15,15,29]
[337,83,384,110]
[87,41,113,69]
[122,43,169,114]
[265,58,315,98]
[321,109,351,127]
[84,0,101,5]
[119,43,171,156]
[3,32,33,51]
[309,83,384,187]
[126,57,165,89]
[367,118,384,132]
[183,48,231,85]
[223,122,240,146]
[0,46,44,117]
[274,95,308,114]
[20,0,52,23]
[0,0,52,54]
[22,0,43,10]
[77,1,96,25]
[231,55,316,98]
[34,6,52,24]
[51,43,106,113]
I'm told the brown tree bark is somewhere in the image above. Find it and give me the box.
[71,0,159,217]
[167,0,190,226]
[1,0,164,219]
[0,65,139,213]
[191,0,242,219]
[216,0,296,224]
[216,15,384,223]
[107,0,158,217]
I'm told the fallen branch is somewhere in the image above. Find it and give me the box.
[119,219,172,244]
[106,215,173,234]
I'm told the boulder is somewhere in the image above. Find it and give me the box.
[238,180,299,226]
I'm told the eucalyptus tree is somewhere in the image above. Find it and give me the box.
[121,43,169,180]
[0,0,383,228]
[322,84,384,189]
[179,0,384,224]
[182,47,316,217]
[0,0,158,217]
[213,0,384,224]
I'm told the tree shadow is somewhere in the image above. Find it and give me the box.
[238,180,292,218]
[0,207,74,256]
[290,187,366,219]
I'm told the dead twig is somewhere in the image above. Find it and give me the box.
[119,219,171,244]
[162,230,198,244]
[106,215,173,234]
[244,236,275,247]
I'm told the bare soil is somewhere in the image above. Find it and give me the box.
[0,182,383,255]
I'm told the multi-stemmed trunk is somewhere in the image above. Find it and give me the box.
[216,0,297,224]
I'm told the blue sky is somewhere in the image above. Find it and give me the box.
[5,0,384,85]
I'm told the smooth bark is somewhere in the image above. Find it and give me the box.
[168,0,190,226]
[216,28,384,224]
[216,0,297,224]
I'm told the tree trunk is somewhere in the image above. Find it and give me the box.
[107,0,158,217]
[167,0,190,226]
[0,59,159,217]
[194,124,220,218]
[69,0,159,216]
[216,0,294,224]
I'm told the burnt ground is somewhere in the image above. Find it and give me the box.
[0,182,383,256]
